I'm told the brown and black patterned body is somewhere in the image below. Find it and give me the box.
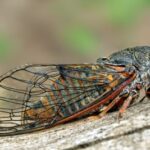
[24,65,130,123]
[0,46,149,136]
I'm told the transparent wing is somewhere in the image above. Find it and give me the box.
[0,64,129,136]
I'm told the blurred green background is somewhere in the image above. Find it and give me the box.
[0,0,150,74]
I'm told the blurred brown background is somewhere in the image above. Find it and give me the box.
[0,0,150,74]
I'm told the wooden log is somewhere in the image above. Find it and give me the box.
[0,97,150,150]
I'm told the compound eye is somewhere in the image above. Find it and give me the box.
[97,57,109,64]
[101,57,108,61]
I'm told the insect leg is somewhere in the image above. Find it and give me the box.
[98,88,130,118]
[98,95,124,118]
[118,90,138,117]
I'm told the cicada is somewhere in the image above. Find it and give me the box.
[0,46,149,136]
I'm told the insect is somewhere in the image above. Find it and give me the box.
[0,46,149,136]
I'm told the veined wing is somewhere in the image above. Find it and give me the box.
[0,64,135,136]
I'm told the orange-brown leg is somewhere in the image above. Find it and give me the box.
[98,95,124,118]
[86,96,124,121]
[118,91,138,118]
[118,95,133,118]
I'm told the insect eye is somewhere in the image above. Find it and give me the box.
[97,57,109,64]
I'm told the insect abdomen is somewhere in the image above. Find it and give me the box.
[24,72,100,122]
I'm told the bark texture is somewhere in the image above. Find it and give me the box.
[0,97,150,150]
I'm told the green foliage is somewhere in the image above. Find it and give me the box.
[52,0,150,56]
[106,0,147,25]
[79,0,103,8]
[64,26,99,55]
[0,34,11,61]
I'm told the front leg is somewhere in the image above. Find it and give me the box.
[99,79,143,119]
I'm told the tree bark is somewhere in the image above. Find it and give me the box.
[0,97,150,150]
